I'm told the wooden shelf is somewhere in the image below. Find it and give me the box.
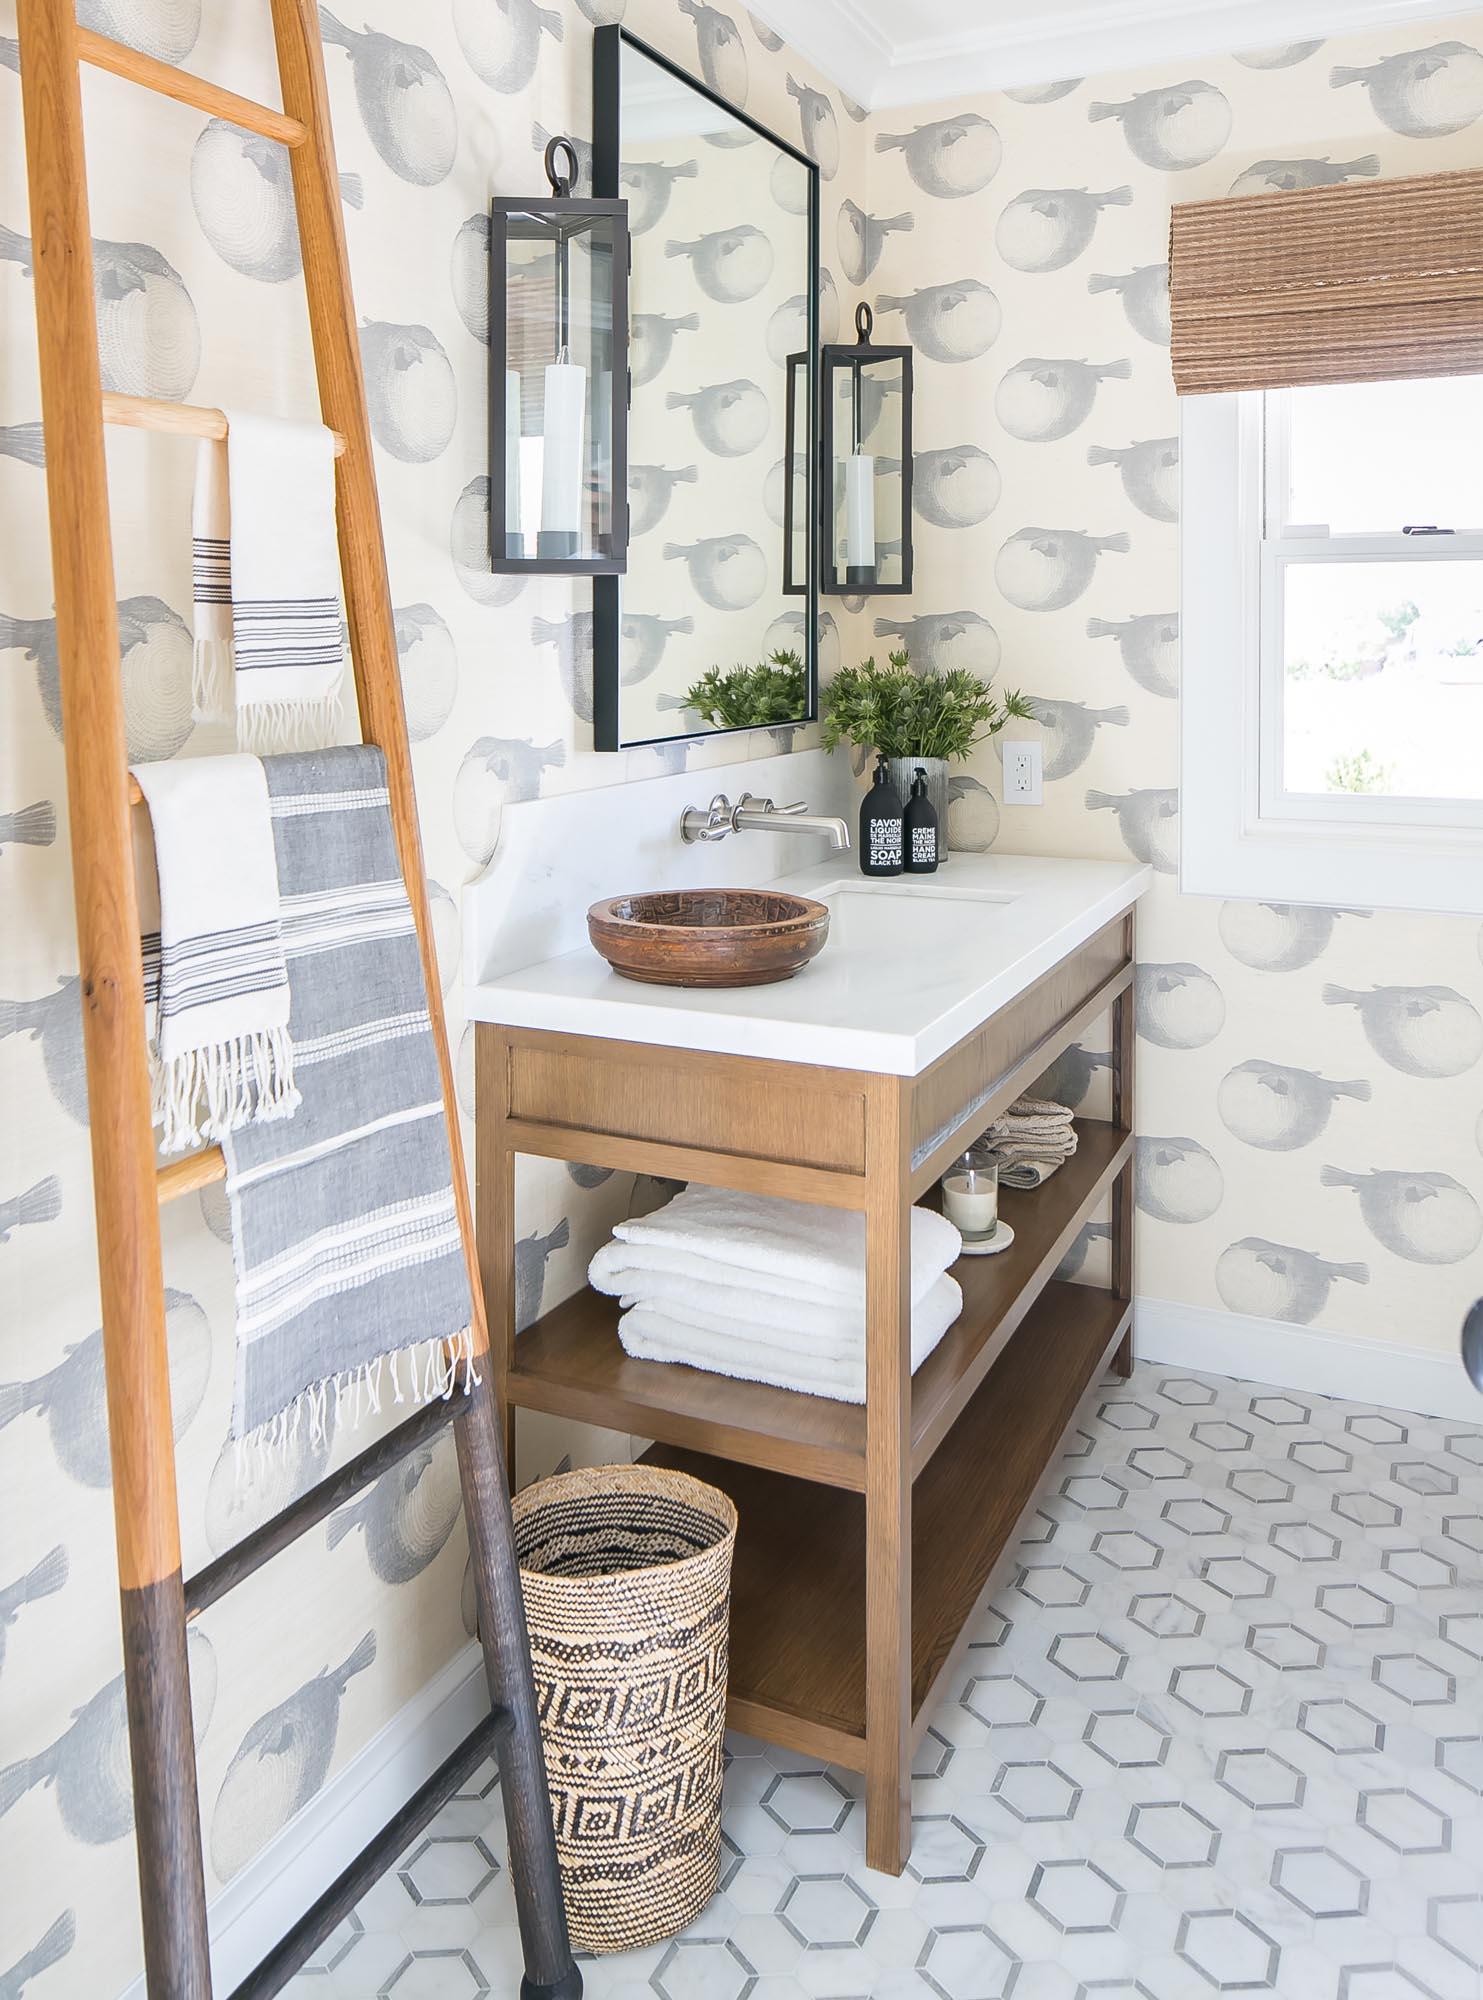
[645,1279,1131,1768]
[506,1120,1131,1492]
[508,1279,865,1490]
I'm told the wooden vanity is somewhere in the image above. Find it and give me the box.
[474,901,1137,1877]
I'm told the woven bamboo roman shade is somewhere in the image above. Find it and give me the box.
[1168,168,1483,394]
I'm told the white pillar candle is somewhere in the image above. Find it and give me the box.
[504,369,522,541]
[845,451,876,570]
[541,357,587,539]
[519,435,544,553]
[941,1170,998,1240]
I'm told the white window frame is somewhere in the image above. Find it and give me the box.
[1181,389,1483,918]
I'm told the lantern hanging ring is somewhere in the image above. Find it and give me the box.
[544,135,580,197]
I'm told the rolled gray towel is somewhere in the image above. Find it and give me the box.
[998,1158,1066,1190]
[989,1130,1079,1164]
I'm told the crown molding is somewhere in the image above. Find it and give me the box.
[751,0,1478,108]
[748,0,894,109]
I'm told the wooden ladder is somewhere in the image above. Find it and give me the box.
[13,4,580,1995]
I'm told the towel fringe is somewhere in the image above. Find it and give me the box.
[459,1325,483,1394]
[151,1026,300,1155]
[237,683,344,756]
[230,1330,478,1480]
[191,635,237,727]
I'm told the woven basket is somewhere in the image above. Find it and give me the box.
[510,1463,738,1954]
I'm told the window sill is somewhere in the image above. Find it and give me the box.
[1180,806,1483,918]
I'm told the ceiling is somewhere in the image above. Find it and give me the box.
[751,0,1469,107]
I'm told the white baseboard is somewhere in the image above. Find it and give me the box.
[1133,1294,1470,1419]
[119,1640,491,2000]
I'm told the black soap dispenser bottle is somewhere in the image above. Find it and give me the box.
[859,755,904,876]
[904,765,940,874]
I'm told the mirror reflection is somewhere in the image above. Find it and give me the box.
[595,30,818,748]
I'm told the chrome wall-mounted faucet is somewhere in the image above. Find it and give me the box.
[679,791,851,852]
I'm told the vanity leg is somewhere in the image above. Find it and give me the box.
[863,1076,913,1875]
[1110,915,1136,1379]
[475,1025,519,1484]
[1110,1164,1134,1379]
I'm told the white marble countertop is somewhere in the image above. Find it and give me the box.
[464,848,1149,1077]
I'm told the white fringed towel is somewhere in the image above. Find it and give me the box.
[609,1187,963,1309]
[191,412,345,751]
[133,753,299,1155]
[191,435,234,725]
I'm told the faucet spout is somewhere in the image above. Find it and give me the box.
[734,795,851,850]
[679,791,852,852]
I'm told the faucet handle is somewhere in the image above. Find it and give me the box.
[679,792,733,843]
[735,794,806,818]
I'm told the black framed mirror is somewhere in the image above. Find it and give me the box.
[592,26,820,751]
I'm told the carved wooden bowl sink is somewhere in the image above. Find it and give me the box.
[587,888,831,988]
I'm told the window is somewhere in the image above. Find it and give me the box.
[1181,374,1483,916]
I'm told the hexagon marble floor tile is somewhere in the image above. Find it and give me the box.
[283,1363,1483,2000]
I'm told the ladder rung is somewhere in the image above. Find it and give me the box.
[77,27,308,147]
[185,1394,460,1619]
[103,392,347,456]
[157,1147,225,1203]
[227,1708,511,2000]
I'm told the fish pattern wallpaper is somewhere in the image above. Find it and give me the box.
[862,16,1483,1351]
[0,2,864,1990]
[2,1,1482,1992]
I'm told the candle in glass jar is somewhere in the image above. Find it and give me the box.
[941,1162,998,1240]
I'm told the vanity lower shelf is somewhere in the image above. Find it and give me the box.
[507,1119,1131,1493]
[644,1278,1131,1769]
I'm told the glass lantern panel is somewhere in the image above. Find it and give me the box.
[501,209,619,562]
[829,354,905,591]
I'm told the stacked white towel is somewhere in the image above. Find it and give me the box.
[588,1187,964,1404]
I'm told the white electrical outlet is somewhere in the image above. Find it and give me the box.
[1003,739,1043,805]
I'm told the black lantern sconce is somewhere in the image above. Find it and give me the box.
[820,303,913,596]
[488,137,629,575]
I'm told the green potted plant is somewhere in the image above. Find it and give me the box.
[821,650,1034,850]
[682,649,808,731]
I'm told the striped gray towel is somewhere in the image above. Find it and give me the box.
[223,745,474,1447]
